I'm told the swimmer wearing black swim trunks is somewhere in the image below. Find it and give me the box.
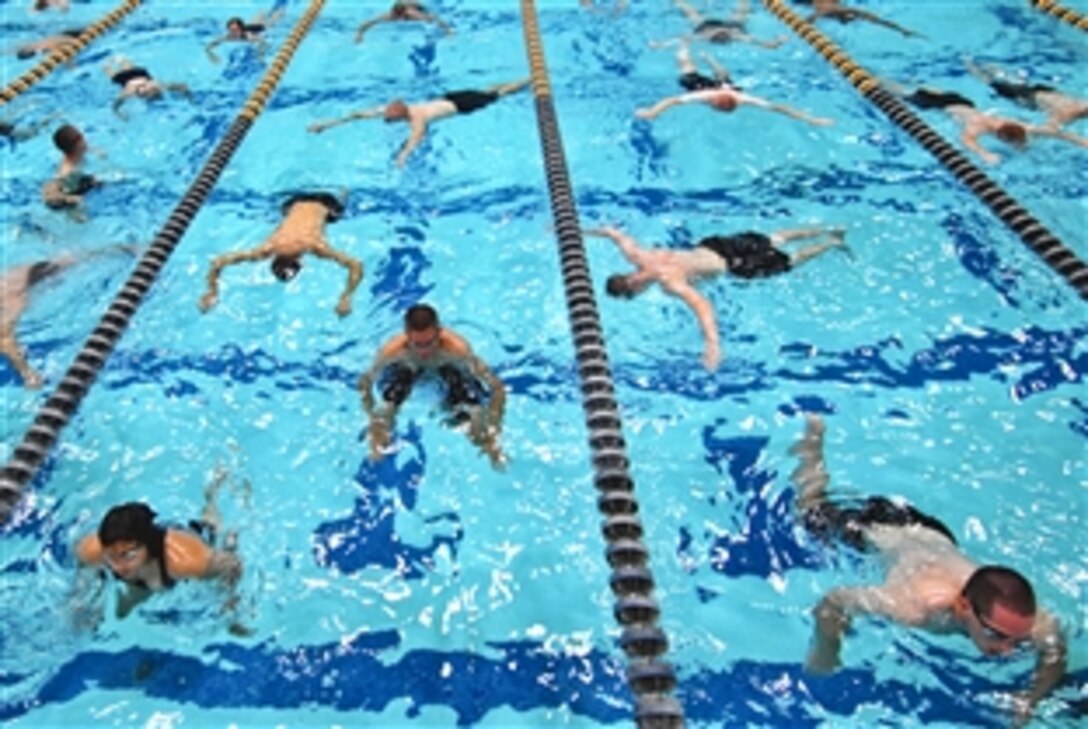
[74,495,243,624]
[307,79,528,167]
[791,415,1067,725]
[199,190,361,317]
[585,225,848,370]
[104,57,192,117]
[206,9,283,63]
[966,59,1088,129]
[358,304,507,468]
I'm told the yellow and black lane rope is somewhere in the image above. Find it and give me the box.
[1,0,143,105]
[520,1,685,726]
[1029,0,1088,31]
[0,1,327,520]
[762,0,1088,300]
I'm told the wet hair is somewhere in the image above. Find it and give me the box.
[606,274,635,298]
[98,502,159,547]
[271,255,301,282]
[996,122,1028,147]
[405,303,439,331]
[226,17,245,31]
[52,124,83,155]
[17,47,36,60]
[383,100,410,122]
[963,565,1036,619]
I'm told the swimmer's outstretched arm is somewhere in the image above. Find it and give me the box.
[743,94,834,127]
[0,331,42,389]
[1027,124,1088,148]
[395,116,428,167]
[312,246,363,317]
[584,227,653,268]
[198,248,270,312]
[959,127,1001,165]
[849,9,923,38]
[307,106,384,133]
[205,36,228,62]
[634,94,687,120]
[354,13,393,43]
[661,279,721,370]
[419,11,453,35]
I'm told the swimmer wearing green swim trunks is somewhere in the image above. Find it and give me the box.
[40,124,100,222]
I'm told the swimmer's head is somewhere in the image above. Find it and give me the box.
[135,83,163,100]
[708,92,738,113]
[16,47,36,60]
[383,100,410,122]
[52,124,86,158]
[226,17,246,38]
[996,122,1028,148]
[605,273,650,299]
[404,304,440,356]
[960,566,1036,655]
[271,255,301,282]
[98,502,160,579]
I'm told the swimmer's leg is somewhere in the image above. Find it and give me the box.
[368,403,397,461]
[0,332,43,389]
[770,226,844,246]
[788,233,852,268]
[675,38,697,75]
[485,79,530,97]
[467,406,506,471]
[673,0,704,25]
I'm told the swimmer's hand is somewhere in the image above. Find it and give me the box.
[335,295,352,318]
[198,292,218,313]
[307,121,330,134]
[634,108,656,121]
[810,116,834,127]
[24,370,44,389]
[702,344,721,372]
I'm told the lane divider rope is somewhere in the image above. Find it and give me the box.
[1029,0,1088,30]
[0,0,328,521]
[762,0,1088,300]
[1,0,143,105]
[519,1,685,726]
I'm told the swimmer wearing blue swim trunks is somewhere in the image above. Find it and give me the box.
[585,225,849,370]
[357,304,507,469]
[307,79,528,167]
[791,415,1067,726]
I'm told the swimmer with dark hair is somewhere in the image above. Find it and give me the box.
[1,246,134,388]
[30,0,70,11]
[792,414,1067,727]
[12,28,82,61]
[635,83,833,127]
[585,226,848,370]
[205,7,285,63]
[198,191,363,317]
[73,477,245,628]
[358,304,506,468]
[662,0,787,50]
[891,82,1088,165]
[354,0,452,43]
[308,79,528,167]
[966,59,1088,131]
[104,57,192,119]
[41,123,101,221]
[799,0,923,39]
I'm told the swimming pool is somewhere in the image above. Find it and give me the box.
[1,0,1085,726]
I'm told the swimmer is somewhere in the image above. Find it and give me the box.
[354,0,453,43]
[1,246,134,388]
[104,57,192,119]
[74,485,243,626]
[585,226,848,370]
[663,0,787,50]
[966,58,1088,131]
[308,79,528,167]
[791,414,1067,727]
[30,0,70,11]
[41,124,101,222]
[357,304,507,469]
[205,7,285,63]
[635,84,834,127]
[198,191,363,317]
[891,83,1088,165]
[12,28,82,61]
[796,0,922,39]
[0,112,59,145]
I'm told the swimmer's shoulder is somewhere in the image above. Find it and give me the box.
[75,533,103,565]
[439,328,472,357]
[164,528,214,578]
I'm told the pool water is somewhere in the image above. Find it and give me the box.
[1,0,1085,726]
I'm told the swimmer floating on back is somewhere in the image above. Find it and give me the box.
[198,191,363,317]
[308,79,528,167]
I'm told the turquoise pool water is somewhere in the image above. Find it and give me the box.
[1,0,1085,726]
